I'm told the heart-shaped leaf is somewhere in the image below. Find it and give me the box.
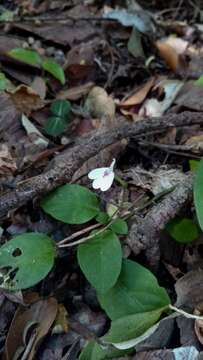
[0,233,55,291]
[41,184,100,224]
[166,217,199,243]
[51,99,71,119]
[8,48,42,66]
[42,59,65,84]
[44,116,67,136]
[77,230,122,294]
[98,259,170,320]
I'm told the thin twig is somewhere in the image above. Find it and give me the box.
[58,222,101,246]
[169,304,203,320]
[57,217,116,248]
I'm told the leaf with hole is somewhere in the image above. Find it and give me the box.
[0,233,55,291]
[41,184,100,224]
[166,217,199,243]
[51,99,71,119]
[44,116,67,136]
[42,59,65,84]
[98,259,170,320]
[194,158,203,231]
[8,48,42,66]
[77,230,122,294]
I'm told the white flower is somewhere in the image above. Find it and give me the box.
[88,159,115,191]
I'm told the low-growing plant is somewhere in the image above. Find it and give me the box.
[44,99,71,136]
[7,48,65,84]
[0,158,202,358]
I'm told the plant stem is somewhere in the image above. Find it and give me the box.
[57,218,116,248]
[58,222,101,246]
[114,174,128,188]
[169,304,203,320]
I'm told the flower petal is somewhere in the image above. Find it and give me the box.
[100,172,114,191]
[92,177,104,189]
[88,168,107,180]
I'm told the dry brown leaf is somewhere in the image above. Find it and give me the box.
[175,81,203,111]
[4,297,58,360]
[156,41,180,72]
[185,134,203,153]
[175,269,203,310]
[119,77,154,107]
[57,82,94,101]
[165,36,188,55]
[9,85,45,115]
[31,77,47,100]
[0,144,17,175]
[84,86,115,123]
[194,303,203,345]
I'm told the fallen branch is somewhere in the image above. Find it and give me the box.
[0,111,201,218]
[127,174,193,268]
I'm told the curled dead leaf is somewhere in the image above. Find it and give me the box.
[156,40,184,73]
[84,86,115,122]
[4,297,58,360]
[119,77,154,108]
[194,303,203,345]
[9,84,45,115]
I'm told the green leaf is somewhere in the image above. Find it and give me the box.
[77,230,122,294]
[103,309,164,344]
[51,100,71,119]
[195,75,203,86]
[110,218,128,235]
[95,212,109,225]
[42,59,65,84]
[189,159,200,172]
[44,116,66,136]
[41,184,100,224]
[128,27,145,58]
[166,217,199,243]
[79,340,130,360]
[0,233,55,291]
[8,48,42,66]
[194,158,203,231]
[98,259,170,320]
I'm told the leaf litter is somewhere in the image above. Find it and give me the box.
[0,0,203,359]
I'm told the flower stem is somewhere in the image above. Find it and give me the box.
[114,174,128,188]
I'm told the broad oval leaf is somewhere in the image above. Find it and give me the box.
[41,184,100,224]
[79,340,131,360]
[0,233,55,291]
[194,158,203,231]
[42,59,65,84]
[110,218,128,235]
[166,217,199,243]
[8,48,42,66]
[44,116,66,136]
[103,308,164,344]
[51,99,71,119]
[98,259,170,320]
[77,230,122,294]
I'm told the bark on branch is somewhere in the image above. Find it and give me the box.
[0,111,202,218]
[127,174,193,268]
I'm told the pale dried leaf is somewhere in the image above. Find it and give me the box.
[10,84,45,115]
[120,78,154,107]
